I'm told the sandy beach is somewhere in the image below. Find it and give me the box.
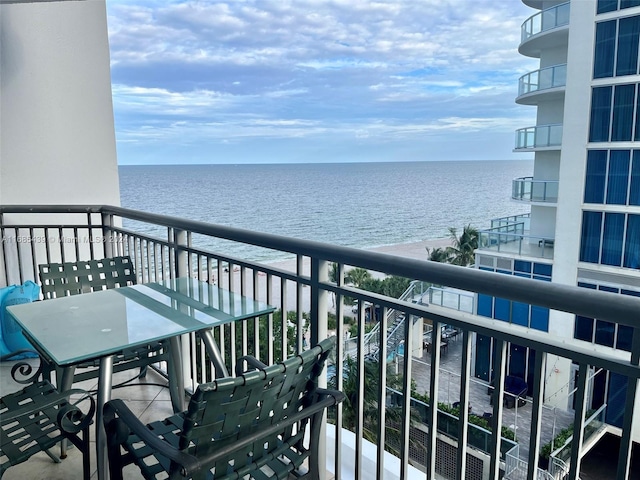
[215,237,453,313]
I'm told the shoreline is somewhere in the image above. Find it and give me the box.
[265,236,453,273]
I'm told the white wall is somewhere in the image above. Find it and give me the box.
[0,0,120,206]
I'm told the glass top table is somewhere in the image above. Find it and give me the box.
[6,276,275,480]
[7,276,275,367]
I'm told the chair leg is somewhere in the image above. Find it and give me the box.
[137,366,148,379]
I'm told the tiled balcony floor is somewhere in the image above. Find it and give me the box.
[1,362,176,480]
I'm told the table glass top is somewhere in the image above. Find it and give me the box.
[6,277,274,366]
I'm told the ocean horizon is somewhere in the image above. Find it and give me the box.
[119,160,533,262]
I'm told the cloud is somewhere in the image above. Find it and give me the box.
[106,0,538,164]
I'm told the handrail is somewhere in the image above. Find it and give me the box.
[2,205,638,327]
[518,64,567,96]
[521,2,570,42]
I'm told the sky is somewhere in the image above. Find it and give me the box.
[106,0,539,165]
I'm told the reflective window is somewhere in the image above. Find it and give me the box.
[594,20,616,78]
[602,213,625,265]
[590,84,640,143]
[589,87,613,142]
[616,16,640,76]
[624,214,640,269]
[580,211,603,263]
[597,0,618,12]
[606,150,630,204]
[584,150,607,203]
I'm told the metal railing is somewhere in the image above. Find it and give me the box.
[521,2,570,43]
[478,224,555,259]
[512,177,559,203]
[491,213,531,230]
[515,124,563,150]
[1,205,639,480]
[518,64,567,97]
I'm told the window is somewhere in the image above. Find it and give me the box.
[590,87,613,142]
[606,150,630,204]
[585,150,640,206]
[585,150,607,203]
[594,21,617,78]
[616,16,640,76]
[581,212,640,268]
[624,214,640,268]
[573,283,638,352]
[594,15,640,78]
[602,213,625,265]
[611,84,636,141]
[631,151,640,205]
[597,0,618,13]
[580,211,603,263]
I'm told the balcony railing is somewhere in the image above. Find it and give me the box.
[518,64,567,97]
[515,124,563,150]
[1,205,639,480]
[521,2,570,43]
[478,223,555,259]
[491,213,531,230]
[512,177,559,203]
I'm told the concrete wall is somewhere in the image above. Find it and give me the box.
[0,0,120,206]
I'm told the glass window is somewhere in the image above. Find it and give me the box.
[590,87,613,142]
[585,150,608,203]
[580,211,603,263]
[514,260,531,273]
[595,320,616,346]
[575,316,594,341]
[623,214,640,268]
[616,16,640,76]
[616,325,633,351]
[533,263,552,277]
[595,20,617,78]
[621,0,640,9]
[606,373,628,428]
[636,89,640,140]
[631,151,640,205]
[477,294,493,318]
[494,298,510,322]
[611,84,635,141]
[598,0,618,13]
[530,306,549,332]
[512,302,529,326]
[602,213,625,266]
[606,150,630,204]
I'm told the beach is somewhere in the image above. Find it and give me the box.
[215,237,453,313]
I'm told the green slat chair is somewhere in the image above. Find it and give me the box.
[0,350,95,479]
[38,256,170,385]
[104,336,345,480]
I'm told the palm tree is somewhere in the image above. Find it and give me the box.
[345,267,371,288]
[445,224,479,266]
[425,246,451,263]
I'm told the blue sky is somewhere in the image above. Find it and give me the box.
[106,0,539,165]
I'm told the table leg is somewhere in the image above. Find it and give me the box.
[199,328,229,378]
[58,366,76,458]
[167,337,185,412]
[96,355,114,480]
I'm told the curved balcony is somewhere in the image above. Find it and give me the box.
[478,224,555,259]
[512,177,559,203]
[517,64,566,105]
[515,124,563,151]
[520,2,570,57]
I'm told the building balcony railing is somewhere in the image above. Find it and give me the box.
[478,223,555,259]
[515,124,563,150]
[1,205,639,480]
[521,2,570,43]
[512,177,559,203]
[517,64,567,98]
[491,213,531,230]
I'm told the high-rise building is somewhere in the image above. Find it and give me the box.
[473,0,640,443]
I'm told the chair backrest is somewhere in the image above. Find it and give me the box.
[39,256,136,299]
[180,337,336,476]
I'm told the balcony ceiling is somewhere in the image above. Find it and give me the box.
[519,27,569,58]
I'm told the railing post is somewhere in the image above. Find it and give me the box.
[310,257,329,474]
[101,212,116,259]
[172,228,189,399]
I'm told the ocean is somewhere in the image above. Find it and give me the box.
[119,160,533,262]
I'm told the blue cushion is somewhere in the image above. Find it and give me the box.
[1,281,40,358]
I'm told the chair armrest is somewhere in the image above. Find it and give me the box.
[234,355,269,376]
[104,399,202,476]
[2,383,95,434]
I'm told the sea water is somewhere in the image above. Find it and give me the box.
[119,160,532,262]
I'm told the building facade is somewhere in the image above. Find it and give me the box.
[473,0,640,442]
